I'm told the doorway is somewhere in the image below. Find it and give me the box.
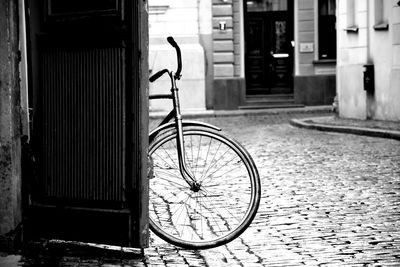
[24,0,148,247]
[244,0,293,95]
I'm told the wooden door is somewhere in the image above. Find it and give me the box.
[245,0,293,95]
[24,0,148,248]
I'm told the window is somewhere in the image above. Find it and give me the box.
[374,0,389,30]
[318,0,336,59]
[345,0,358,32]
[246,0,287,12]
[48,0,118,16]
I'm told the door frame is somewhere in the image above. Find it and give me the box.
[243,0,294,96]
[23,0,149,248]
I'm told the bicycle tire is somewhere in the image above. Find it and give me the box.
[148,127,261,249]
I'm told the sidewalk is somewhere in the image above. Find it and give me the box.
[153,105,400,140]
[290,115,400,141]
[150,105,333,119]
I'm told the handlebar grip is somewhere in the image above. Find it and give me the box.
[167,36,182,79]
[167,36,178,48]
[149,69,169,83]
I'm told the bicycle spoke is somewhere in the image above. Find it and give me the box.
[196,136,213,180]
[197,194,227,234]
[189,134,194,170]
[153,149,178,171]
[151,178,186,192]
[153,169,180,180]
[200,188,243,224]
[155,194,191,226]
[199,145,233,183]
[201,160,244,186]
[199,192,205,240]
[199,139,222,182]
[193,135,202,178]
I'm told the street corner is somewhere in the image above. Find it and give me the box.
[290,116,400,140]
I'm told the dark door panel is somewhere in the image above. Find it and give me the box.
[245,0,293,95]
[28,205,132,246]
[38,42,126,207]
[25,0,148,247]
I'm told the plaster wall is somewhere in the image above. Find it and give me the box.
[148,0,206,111]
[337,64,367,118]
[211,0,246,110]
[198,0,213,109]
[370,2,400,121]
[337,0,400,121]
[149,44,206,111]
[337,0,368,119]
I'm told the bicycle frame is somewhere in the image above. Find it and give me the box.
[148,36,223,191]
[150,71,203,190]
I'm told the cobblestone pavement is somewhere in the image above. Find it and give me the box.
[2,111,400,266]
[148,111,400,266]
[193,112,400,266]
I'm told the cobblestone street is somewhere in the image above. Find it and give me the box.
[1,111,399,266]
[147,112,400,266]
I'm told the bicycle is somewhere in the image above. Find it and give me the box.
[148,37,261,249]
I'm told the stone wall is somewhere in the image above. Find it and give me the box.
[212,0,243,77]
[0,0,22,251]
[212,0,234,78]
[212,0,245,110]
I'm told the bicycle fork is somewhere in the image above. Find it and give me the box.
[169,72,201,192]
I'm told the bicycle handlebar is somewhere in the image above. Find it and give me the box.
[167,36,182,80]
[149,69,168,83]
[149,36,182,83]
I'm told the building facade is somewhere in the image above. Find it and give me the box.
[149,0,336,111]
[337,0,400,121]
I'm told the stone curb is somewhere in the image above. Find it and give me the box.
[150,105,332,119]
[290,117,400,141]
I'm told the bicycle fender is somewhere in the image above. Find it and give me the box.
[150,120,221,141]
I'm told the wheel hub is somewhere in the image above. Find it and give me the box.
[190,182,201,192]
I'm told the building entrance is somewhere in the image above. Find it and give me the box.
[244,0,293,95]
[24,0,148,247]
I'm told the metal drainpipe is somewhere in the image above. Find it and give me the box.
[365,0,374,120]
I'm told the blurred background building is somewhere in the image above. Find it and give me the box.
[337,0,400,121]
[149,0,400,122]
[148,0,337,111]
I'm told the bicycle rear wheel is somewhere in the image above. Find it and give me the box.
[148,127,260,249]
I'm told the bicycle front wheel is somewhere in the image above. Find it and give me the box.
[148,128,261,249]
